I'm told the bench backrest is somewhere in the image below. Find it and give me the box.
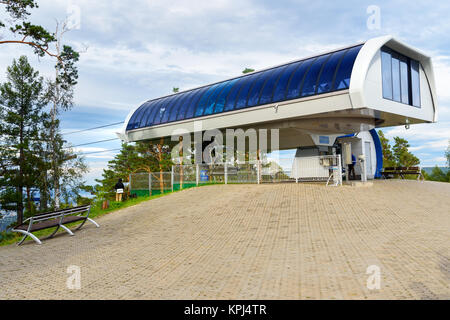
[19,205,91,225]
[383,167,420,172]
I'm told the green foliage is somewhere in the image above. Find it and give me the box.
[242,68,255,74]
[378,130,420,167]
[446,140,450,168]
[172,87,179,93]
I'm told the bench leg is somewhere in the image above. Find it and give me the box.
[60,224,74,236]
[45,225,61,239]
[87,218,100,228]
[13,230,42,245]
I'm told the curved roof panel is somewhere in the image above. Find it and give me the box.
[126,44,364,131]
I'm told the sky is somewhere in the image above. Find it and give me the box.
[1,0,449,185]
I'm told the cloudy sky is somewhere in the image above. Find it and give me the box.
[1,0,449,185]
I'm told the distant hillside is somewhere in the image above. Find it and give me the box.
[421,167,449,175]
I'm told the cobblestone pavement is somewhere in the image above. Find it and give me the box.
[1,180,449,300]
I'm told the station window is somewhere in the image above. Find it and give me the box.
[380,47,421,107]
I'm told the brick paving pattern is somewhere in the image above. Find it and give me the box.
[0,180,449,299]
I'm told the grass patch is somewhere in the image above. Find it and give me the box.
[0,182,224,247]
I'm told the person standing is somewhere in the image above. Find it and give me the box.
[114,178,125,202]
[348,153,357,180]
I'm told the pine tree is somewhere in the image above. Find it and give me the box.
[0,56,46,224]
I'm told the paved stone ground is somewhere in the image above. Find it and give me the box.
[0,180,449,300]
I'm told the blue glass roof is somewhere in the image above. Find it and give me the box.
[126,44,363,131]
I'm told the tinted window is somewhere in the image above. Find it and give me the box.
[176,90,197,121]
[410,60,421,107]
[161,95,181,124]
[168,93,187,122]
[258,66,287,105]
[224,78,245,111]
[184,87,209,119]
[300,54,329,97]
[316,50,346,94]
[381,50,393,99]
[247,69,274,107]
[234,74,260,109]
[195,84,221,117]
[127,104,146,130]
[399,57,409,104]
[286,59,312,99]
[152,97,171,125]
[145,100,162,126]
[334,45,362,89]
[391,54,401,102]
[272,61,302,102]
[204,81,230,116]
[213,79,238,113]
[139,100,157,127]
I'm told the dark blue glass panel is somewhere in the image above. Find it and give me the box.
[258,66,286,105]
[286,59,313,99]
[127,104,147,130]
[272,61,303,102]
[247,69,274,107]
[300,54,330,97]
[316,50,346,94]
[399,57,409,104]
[161,94,182,124]
[138,100,157,128]
[195,84,221,117]
[381,50,393,99]
[184,87,209,119]
[213,79,238,113]
[410,60,420,107]
[152,97,172,125]
[391,54,401,102]
[334,45,362,90]
[145,100,162,127]
[167,93,186,122]
[234,73,260,109]
[203,81,230,116]
[224,78,245,111]
[176,90,197,121]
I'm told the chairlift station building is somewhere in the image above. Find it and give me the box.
[119,35,438,180]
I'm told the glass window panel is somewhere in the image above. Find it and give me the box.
[152,97,172,125]
[272,61,303,102]
[234,74,260,110]
[176,90,197,121]
[381,50,393,99]
[126,104,146,130]
[160,95,182,124]
[247,69,274,107]
[145,100,162,127]
[333,45,362,90]
[224,78,246,111]
[286,59,313,99]
[195,84,221,117]
[184,87,209,119]
[138,100,157,128]
[399,57,409,104]
[300,54,329,97]
[213,79,238,113]
[316,50,346,94]
[168,93,187,122]
[203,81,230,116]
[410,60,421,107]
[258,66,287,105]
[391,55,401,102]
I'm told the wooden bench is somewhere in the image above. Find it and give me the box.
[381,167,424,181]
[11,205,99,245]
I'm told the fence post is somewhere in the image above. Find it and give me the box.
[224,163,228,185]
[148,173,152,196]
[171,166,174,192]
[257,160,261,184]
[129,174,132,193]
[196,164,199,186]
[338,154,343,186]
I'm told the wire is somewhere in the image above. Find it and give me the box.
[77,148,122,155]
[65,138,120,148]
[62,121,124,135]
